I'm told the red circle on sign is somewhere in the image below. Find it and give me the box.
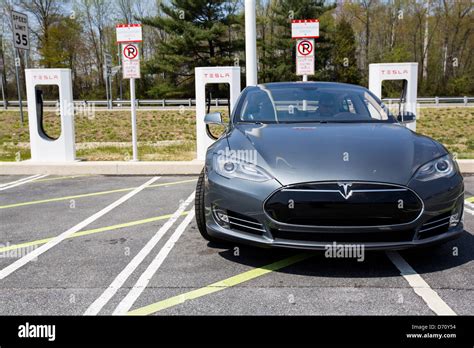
[297,40,313,56]
[123,44,138,59]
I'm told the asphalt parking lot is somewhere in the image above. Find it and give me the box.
[0,174,473,316]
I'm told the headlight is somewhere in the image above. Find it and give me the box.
[213,153,273,182]
[414,155,457,181]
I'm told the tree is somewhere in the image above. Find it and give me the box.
[332,18,361,85]
[78,0,112,88]
[141,0,242,98]
[20,0,63,68]
[39,17,82,69]
[258,0,333,83]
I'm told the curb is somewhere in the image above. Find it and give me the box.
[458,159,474,174]
[0,160,473,176]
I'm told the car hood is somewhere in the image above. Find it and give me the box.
[227,123,445,186]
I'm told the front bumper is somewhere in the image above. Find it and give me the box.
[204,170,465,251]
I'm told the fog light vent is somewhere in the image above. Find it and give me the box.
[449,213,460,227]
[212,205,230,228]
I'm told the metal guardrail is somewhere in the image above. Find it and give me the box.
[383,96,473,106]
[0,96,472,109]
[0,98,224,109]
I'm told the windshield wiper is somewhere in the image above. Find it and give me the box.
[279,120,328,124]
[236,121,268,125]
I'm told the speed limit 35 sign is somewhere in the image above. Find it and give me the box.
[11,11,29,50]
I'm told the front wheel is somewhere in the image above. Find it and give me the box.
[195,169,223,243]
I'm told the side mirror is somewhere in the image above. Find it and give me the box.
[204,112,224,125]
[397,111,416,124]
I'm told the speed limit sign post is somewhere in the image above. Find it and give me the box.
[11,10,30,124]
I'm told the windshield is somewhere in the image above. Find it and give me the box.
[236,85,392,124]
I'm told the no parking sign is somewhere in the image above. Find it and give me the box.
[297,39,314,57]
[122,43,140,79]
[296,39,315,76]
[292,20,318,78]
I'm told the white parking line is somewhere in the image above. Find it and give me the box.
[386,251,456,315]
[465,200,474,216]
[0,175,39,188]
[113,209,196,315]
[0,174,49,191]
[0,176,161,280]
[84,192,196,316]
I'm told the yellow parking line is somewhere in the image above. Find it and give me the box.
[467,196,474,203]
[127,253,312,316]
[0,212,189,254]
[0,179,197,210]
[34,175,93,183]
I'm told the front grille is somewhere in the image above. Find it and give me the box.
[418,212,451,239]
[227,210,265,235]
[264,182,423,227]
[271,229,415,243]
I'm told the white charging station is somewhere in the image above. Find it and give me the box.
[369,62,418,131]
[25,69,76,162]
[195,67,241,161]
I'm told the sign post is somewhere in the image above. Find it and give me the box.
[292,19,319,82]
[104,52,113,109]
[11,10,29,124]
[0,35,6,110]
[117,24,142,162]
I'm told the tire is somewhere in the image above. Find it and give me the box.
[195,169,222,243]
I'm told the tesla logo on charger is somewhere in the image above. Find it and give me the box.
[380,69,409,76]
[338,182,353,200]
[204,73,231,79]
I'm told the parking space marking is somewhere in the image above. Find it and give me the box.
[466,196,474,203]
[386,251,456,315]
[34,175,92,183]
[127,253,312,316]
[0,174,49,191]
[0,177,161,280]
[0,212,190,254]
[84,192,196,316]
[0,175,40,188]
[114,209,196,315]
[0,178,197,210]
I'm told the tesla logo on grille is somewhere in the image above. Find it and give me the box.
[337,183,353,200]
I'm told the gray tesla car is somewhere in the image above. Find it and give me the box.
[195,82,464,250]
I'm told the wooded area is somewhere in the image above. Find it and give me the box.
[0,0,472,100]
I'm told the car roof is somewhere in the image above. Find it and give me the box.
[258,81,367,91]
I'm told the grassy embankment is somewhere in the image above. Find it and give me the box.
[0,107,472,161]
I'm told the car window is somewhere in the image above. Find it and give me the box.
[235,86,391,124]
[240,89,276,122]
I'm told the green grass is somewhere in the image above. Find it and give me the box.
[0,107,472,161]
[417,108,474,159]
